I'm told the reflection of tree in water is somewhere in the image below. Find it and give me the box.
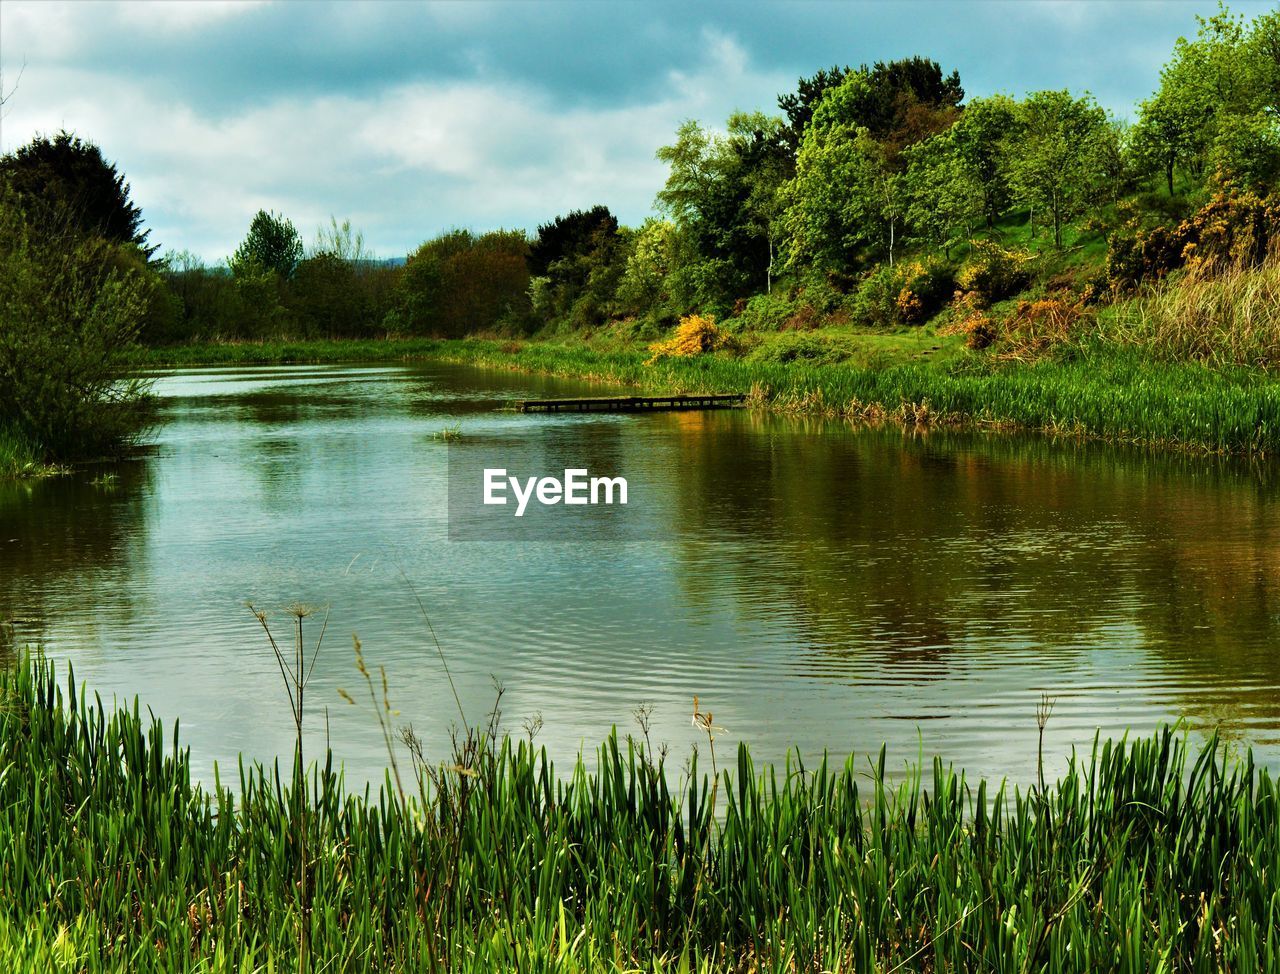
[663,413,1280,729]
[0,462,153,643]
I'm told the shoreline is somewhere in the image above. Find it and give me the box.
[138,336,1280,458]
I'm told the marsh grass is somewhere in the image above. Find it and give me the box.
[3,652,1280,971]
[1102,250,1280,369]
[0,426,53,480]
[143,326,1280,456]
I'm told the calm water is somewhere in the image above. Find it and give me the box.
[5,362,1280,788]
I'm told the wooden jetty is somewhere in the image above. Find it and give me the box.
[517,393,745,413]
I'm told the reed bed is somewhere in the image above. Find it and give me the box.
[1101,252,1280,370]
[141,328,1280,456]
[2,654,1279,971]
[443,340,1280,456]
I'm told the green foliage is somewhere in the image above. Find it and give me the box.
[526,207,626,327]
[748,332,856,365]
[904,131,983,253]
[1210,112,1280,192]
[1007,91,1117,248]
[8,654,1280,970]
[655,116,787,311]
[615,218,677,318]
[784,78,907,272]
[0,130,153,256]
[393,229,531,337]
[231,209,303,280]
[0,188,151,461]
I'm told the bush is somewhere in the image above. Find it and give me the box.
[852,257,956,327]
[730,292,802,331]
[895,258,955,323]
[1105,188,1280,291]
[749,333,855,365]
[0,189,151,461]
[955,242,1032,307]
[647,314,737,362]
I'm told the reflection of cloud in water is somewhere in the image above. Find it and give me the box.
[8,363,1280,794]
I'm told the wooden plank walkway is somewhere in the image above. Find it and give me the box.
[517,393,745,413]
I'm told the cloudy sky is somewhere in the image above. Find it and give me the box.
[0,0,1270,262]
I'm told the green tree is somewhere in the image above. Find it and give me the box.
[950,96,1021,228]
[783,74,909,270]
[394,229,531,337]
[655,116,787,309]
[231,209,303,279]
[0,185,151,459]
[1209,112,1280,191]
[904,132,983,255]
[0,131,154,256]
[1007,91,1113,248]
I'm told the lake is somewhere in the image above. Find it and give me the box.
[4,361,1280,789]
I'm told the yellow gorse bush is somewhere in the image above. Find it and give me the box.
[646,314,735,363]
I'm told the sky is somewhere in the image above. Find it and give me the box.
[0,0,1273,262]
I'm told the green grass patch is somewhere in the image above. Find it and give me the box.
[2,653,1278,970]
[0,427,57,480]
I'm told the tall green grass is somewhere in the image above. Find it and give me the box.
[2,653,1279,971]
[440,339,1280,455]
[0,426,50,479]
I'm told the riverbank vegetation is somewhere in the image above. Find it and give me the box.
[4,4,1280,470]
[3,652,1279,971]
[0,135,155,477]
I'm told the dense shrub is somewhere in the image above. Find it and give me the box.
[852,257,956,326]
[1105,188,1280,290]
[0,190,151,460]
[955,242,1032,307]
[749,332,855,365]
[647,314,737,361]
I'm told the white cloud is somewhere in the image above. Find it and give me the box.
[0,22,787,260]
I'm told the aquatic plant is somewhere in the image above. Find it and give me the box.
[2,652,1280,971]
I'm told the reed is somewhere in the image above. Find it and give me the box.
[2,652,1278,971]
[1100,250,1280,369]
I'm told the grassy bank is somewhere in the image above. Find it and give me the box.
[2,653,1278,971]
[139,336,460,367]
[143,333,1280,456]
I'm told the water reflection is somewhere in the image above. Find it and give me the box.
[5,363,1280,791]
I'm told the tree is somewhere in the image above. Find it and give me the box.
[0,184,151,459]
[1132,7,1273,195]
[655,115,788,309]
[1209,113,1280,191]
[395,229,531,337]
[528,206,618,277]
[1007,91,1112,248]
[949,96,1021,228]
[904,132,983,255]
[0,130,153,256]
[783,74,910,270]
[778,65,851,157]
[777,57,963,164]
[231,209,303,279]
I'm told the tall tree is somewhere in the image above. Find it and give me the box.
[783,74,909,269]
[1007,91,1113,248]
[231,209,303,279]
[0,131,153,256]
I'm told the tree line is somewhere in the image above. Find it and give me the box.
[2,5,1278,464]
